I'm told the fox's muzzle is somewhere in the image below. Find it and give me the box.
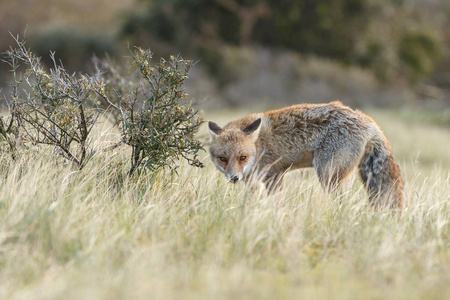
[230,175,239,183]
[226,173,243,183]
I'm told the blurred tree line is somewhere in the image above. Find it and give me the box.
[121,0,447,84]
[1,0,449,104]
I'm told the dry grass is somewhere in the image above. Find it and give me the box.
[0,108,449,299]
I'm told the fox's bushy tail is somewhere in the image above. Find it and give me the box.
[358,133,404,208]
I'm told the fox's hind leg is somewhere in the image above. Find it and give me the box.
[313,129,366,193]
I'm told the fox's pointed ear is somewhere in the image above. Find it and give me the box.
[243,118,262,140]
[208,121,223,140]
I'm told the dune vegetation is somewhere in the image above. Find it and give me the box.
[1,108,449,300]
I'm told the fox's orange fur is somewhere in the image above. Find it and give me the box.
[208,101,404,208]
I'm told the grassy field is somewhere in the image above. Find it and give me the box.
[1,108,449,299]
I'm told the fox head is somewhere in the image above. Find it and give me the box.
[208,118,262,184]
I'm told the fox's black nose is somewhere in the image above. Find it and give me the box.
[230,175,239,183]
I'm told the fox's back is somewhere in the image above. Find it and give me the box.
[255,101,371,142]
[225,101,377,168]
[228,101,372,134]
[265,101,373,130]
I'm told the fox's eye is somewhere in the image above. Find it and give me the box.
[240,156,246,161]
[219,157,227,162]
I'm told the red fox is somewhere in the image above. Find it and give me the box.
[208,101,404,208]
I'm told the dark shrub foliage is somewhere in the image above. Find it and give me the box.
[121,0,443,83]
[30,27,118,73]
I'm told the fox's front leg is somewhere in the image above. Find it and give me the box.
[264,172,284,194]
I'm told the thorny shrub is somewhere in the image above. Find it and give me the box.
[2,36,99,168]
[93,48,204,175]
[1,35,204,176]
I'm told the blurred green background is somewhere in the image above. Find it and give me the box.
[1,0,449,111]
